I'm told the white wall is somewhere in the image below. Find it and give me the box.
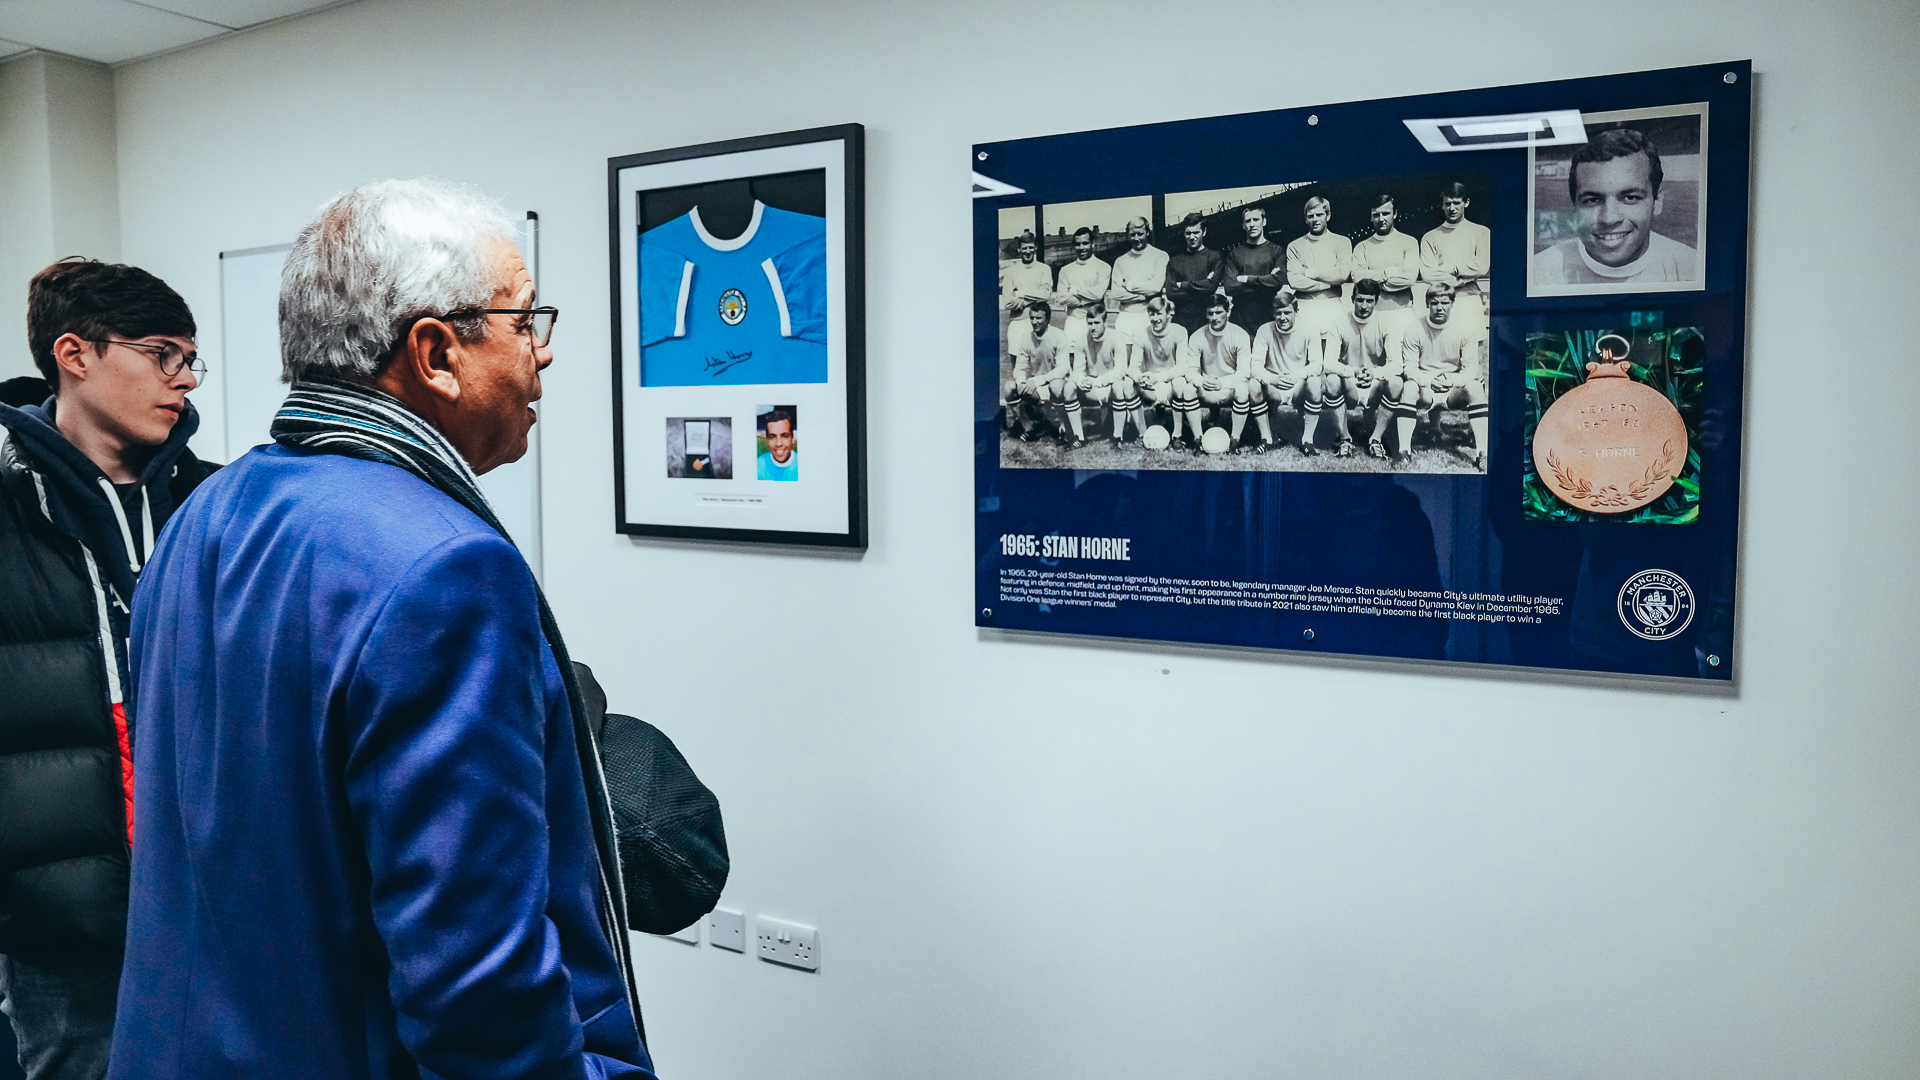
[111,1,1920,1077]
[0,55,54,381]
[0,52,117,380]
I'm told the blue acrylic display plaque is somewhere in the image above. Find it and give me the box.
[974,62,1749,681]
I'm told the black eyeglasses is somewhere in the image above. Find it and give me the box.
[442,306,559,347]
[91,339,206,378]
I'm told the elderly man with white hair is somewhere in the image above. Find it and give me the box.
[110,178,659,1080]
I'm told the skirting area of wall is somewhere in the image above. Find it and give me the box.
[108,1,1920,1076]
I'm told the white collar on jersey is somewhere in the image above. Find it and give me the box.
[690,200,765,252]
[1576,234,1657,279]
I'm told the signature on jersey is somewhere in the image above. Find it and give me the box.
[704,350,752,377]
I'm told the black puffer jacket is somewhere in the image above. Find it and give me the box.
[0,398,215,963]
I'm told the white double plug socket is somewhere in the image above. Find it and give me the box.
[755,916,819,971]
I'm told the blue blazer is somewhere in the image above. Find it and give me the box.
[114,445,656,1080]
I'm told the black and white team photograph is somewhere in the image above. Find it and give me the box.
[995,173,1493,474]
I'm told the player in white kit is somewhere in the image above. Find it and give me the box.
[1053,227,1111,361]
[1005,300,1074,443]
[1180,293,1254,450]
[1420,182,1491,329]
[1350,194,1420,322]
[1285,196,1352,337]
[1250,288,1326,455]
[1106,216,1168,351]
[1329,278,1397,459]
[1397,281,1489,468]
[999,230,1054,364]
[1133,296,1194,444]
[1073,310,1143,446]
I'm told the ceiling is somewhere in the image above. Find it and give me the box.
[0,0,358,66]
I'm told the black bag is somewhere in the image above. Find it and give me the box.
[575,663,729,935]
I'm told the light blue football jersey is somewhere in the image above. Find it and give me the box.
[638,202,828,386]
[757,449,798,481]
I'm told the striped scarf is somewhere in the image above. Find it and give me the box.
[271,374,643,1040]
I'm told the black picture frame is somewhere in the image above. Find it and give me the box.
[609,123,866,548]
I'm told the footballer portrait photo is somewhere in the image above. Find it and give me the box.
[1528,103,1708,297]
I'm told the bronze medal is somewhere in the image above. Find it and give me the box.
[1532,335,1687,514]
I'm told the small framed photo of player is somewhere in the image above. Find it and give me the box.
[755,406,798,481]
[1528,103,1708,297]
[610,124,867,547]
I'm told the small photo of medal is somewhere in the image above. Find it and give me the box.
[1523,320,1703,524]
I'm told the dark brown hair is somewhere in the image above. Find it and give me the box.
[28,257,196,392]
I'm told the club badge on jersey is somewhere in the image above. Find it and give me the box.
[719,289,747,326]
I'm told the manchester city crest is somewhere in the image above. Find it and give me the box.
[718,289,747,326]
[1616,569,1696,640]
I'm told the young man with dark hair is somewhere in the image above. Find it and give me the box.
[1399,280,1489,468]
[757,406,797,480]
[1332,278,1396,459]
[1133,296,1193,442]
[1533,127,1697,287]
[1163,212,1224,331]
[1006,300,1073,443]
[1052,226,1111,364]
[999,230,1053,359]
[1249,288,1318,454]
[1071,309,1140,447]
[1350,193,1420,318]
[1181,292,1253,450]
[0,257,213,1080]
[1420,181,1491,326]
[1221,204,1285,334]
[1105,216,1167,355]
[1285,195,1352,334]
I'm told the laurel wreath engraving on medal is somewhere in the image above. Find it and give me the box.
[1544,440,1677,509]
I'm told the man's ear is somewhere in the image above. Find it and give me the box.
[51,333,94,389]
[397,318,463,404]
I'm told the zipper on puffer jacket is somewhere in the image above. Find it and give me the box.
[13,430,137,854]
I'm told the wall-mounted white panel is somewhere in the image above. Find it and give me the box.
[217,243,286,463]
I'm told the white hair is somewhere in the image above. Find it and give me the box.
[279,177,516,382]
